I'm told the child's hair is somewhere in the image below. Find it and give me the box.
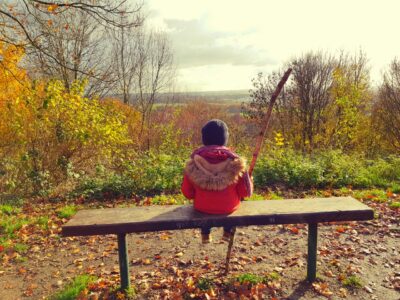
[201,119,229,146]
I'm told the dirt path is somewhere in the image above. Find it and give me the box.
[0,199,399,299]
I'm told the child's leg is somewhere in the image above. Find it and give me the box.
[200,226,212,243]
[201,227,211,235]
[222,226,234,241]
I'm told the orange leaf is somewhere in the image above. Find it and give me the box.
[0,245,4,252]
[47,4,58,12]
[336,226,346,233]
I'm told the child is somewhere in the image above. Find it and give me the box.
[181,119,253,243]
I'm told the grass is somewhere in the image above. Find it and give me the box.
[342,275,363,288]
[245,193,265,201]
[389,201,400,208]
[57,205,78,219]
[0,216,29,237]
[266,271,280,280]
[51,274,96,300]
[150,194,188,205]
[353,189,388,202]
[390,182,400,193]
[268,192,283,200]
[0,204,21,215]
[235,273,265,285]
[36,216,49,229]
[14,243,28,254]
[197,277,214,291]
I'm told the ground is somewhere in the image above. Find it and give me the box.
[0,192,399,299]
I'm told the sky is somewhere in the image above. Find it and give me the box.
[145,0,400,92]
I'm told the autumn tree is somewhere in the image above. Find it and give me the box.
[326,51,371,151]
[243,52,336,151]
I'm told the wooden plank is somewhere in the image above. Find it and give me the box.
[62,197,373,237]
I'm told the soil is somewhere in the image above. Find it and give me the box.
[0,199,399,300]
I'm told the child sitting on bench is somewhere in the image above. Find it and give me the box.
[181,119,253,243]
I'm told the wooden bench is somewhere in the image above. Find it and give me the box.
[62,196,373,290]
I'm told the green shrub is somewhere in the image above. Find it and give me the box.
[71,151,187,200]
[253,149,400,190]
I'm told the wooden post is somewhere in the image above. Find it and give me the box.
[117,233,130,290]
[307,223,318,282]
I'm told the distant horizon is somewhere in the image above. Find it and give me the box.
[147,0,399,92]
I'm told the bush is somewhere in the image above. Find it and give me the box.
[253,148,400,189]
[71,150,188,199]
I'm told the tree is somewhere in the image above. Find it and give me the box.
[376,59,400,151]
[0,0,143,95]
[132,29,175,148]
[243,52,336,152]
[289,52,336,151]
[326,51,371,151]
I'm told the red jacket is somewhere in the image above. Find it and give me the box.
[181,146,253,214]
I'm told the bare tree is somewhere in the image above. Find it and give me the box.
[289,52,336,151]
[133,29,174,143]
[377,59,400,150]
[111,14,140,104]
[0,0,143,93]
[242,71,294,142]
[24,9,118,96]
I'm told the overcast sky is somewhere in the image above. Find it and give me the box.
[145,0,400,92]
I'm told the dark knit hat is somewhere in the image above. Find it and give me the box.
[201,119,229,146]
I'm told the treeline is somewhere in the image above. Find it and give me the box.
[243,51,400,155]
[0,1,399,199]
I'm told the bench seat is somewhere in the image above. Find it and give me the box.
[63,197,373,236]
[62,196,373,290]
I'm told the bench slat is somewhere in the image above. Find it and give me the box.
[62,197,373,237]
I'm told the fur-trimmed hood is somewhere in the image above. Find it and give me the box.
[184,154,247,191]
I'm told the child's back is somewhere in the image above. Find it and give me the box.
[181,119,253,243]
[182,145,252,214]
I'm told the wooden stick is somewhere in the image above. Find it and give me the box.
[224,68,292,275]
[224,227,236,275]
[248,68,292,176]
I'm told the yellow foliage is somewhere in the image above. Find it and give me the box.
[0,42,26,103]
[0,47,132,194]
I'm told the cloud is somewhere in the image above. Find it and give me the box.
[164,19,275,68]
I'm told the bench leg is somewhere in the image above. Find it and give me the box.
[307,223,318,282]
[117,233,130,290]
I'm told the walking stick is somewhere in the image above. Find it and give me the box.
[224,68,292,275]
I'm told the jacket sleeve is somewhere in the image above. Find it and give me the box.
[181,174,195,200]
[236,171,253,198]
